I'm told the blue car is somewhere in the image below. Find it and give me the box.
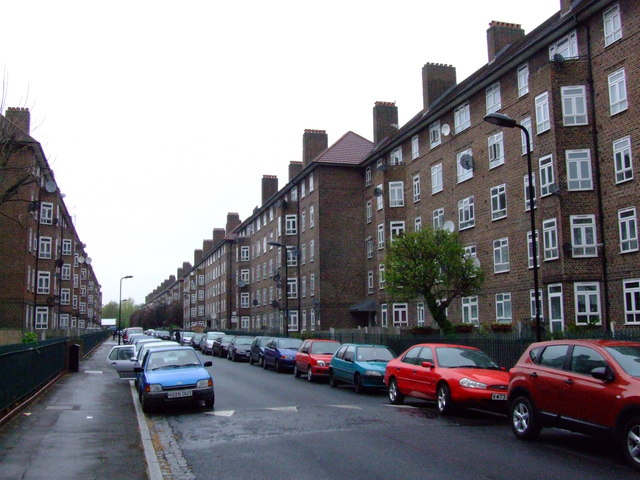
[329,343,396,393]
[135,346,214,413]
[262,337,303,372]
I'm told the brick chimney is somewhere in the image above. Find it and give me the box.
[373,101,398,145]
[177,267,183,279]
[203,239,213,254]
[213,228,226,245]
[194,249,203,265]
[289,161,303,181]
[226,212,241,234]
[487,21,524,62]
[303,129,328,167]
[422,63,456,111]
[560,0,573,15]
[262,175,279,204]
[182,262,192,277]
[5,107,30,134]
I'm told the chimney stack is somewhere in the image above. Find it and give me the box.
[194,249,203,265]
[303,129,328,167]
[422,63,457,111]
[486,21,524,62]
[203,239,213,254]
[226,212,241,234]
[373,101,398,145]
[289,161,303,181]
[560,0,572,15]
[261,175,279,204]
[213,228,226,245]
[5,107,30,134]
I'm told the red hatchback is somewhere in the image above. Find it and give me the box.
[508,339,640,470]
[294,339,341,382]
[384,343,509,414]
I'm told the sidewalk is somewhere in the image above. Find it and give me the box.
[0,339,148,480]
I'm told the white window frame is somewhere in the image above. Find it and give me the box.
[561,86,588,126]
[411,136,419,160]
[429,121,441,148]
[377,224,385,250]
[37,271,50,294]
[414,216,422,232]
[490,184,507,221]
[570,214,598,257]
[392,303,408,327]
[367,271,374,294]
[35,306,48,330]
[38,237,52,259]
[388,181,405,207]
[623,279,640,324]
[520,117,533,155]
[527,230,540,268]
[549,30,578,60]
[432,208,444,230]
[285,215,297,235]
[543,218,559,261]
[376,184,384,211]
[412,175,421,203]
[417,302,425,326]
[566,149,593,190]
[390,221,405,241]
[619,207,639,253]
[574,282,601,325]
[613,136,633,184]
[462,296,479,324]
[603,4,622,47]
[458,196,475,230]
[431,163,443,194]
[379,264,385,290]
[366,201,372,223]
[287,278,298,299]
[485,82,501,114]
[495,293,512,324]
[390,147,403,166]
[517,63,529,97]
[40,202,53,225]
[548,284,564,332]
[457,148,474,183]
[454,102,470,134]
[62,239,72,256]
[535,92,550,134]
[524,173,537,211]
[493,238,510,273]
[539,155,555,197]
[488,132,504,169]
[365,167,372,186]
[608,68,628,115]
[381,304,388,328]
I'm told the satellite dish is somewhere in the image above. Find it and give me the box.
[273,274,281,283]
[377,163,388,171]
[443,220,455,233]
[44,179,57,193]
[85,257,92,265]
[553,53,565,64]
[472,257,481,268]
[373,187,383,197]
[238,280,247,288]
[459,154,474,171]
[252,299,259,306]
[77,255,85,264]
[441,124,451,136]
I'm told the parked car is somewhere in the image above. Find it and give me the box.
[329,344,395,393]
[122,327,143,343]
[249,336,272,366]
[155,330,171,340]
[191,333,204,350]
[508,339,640,470]
[201,332,225,355]
[227,336,255,361]
[134,346,214,413]
[179,331,196,346]
[263,337,303,372]
[294,339,341,382]
[106,344,136,379]
[384,343,509,414]
[212,335,235,358]
[133,341,180,371]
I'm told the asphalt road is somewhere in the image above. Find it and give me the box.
[143,352,637,480]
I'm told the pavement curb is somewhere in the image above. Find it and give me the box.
[129,380,163,480]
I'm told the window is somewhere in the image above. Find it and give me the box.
[412,175,421,203]
[491,184,507,220]
[390,221,405,241]
[40,202,53,224]
[309,173,314,192]
[457,149,474,183]
[539,155,555,196]
[61,264,71,280]
[392,303,408,327]
[286,247,297,267]
[62,239,72,256]
[517,64,529,97]
[524,174,537,211]
[240,246,250,261]
[288,310,299,332]
[377,224,385,249]
[60,288,70,305]
[376,184,384,210]
[381,304,388,328]
[619,207,639,253]
[432,208,444,229]
[59,314,69,329]
[389,181,405,207]
[38,237,52,259]
[240,269,250,283]
[531,289,544,321]
[454,102,470,133]
[486,82,501,114]
[571,215,597,257]
[301,182,306,198]
[309,206,315,228]
[416,303,425,326]
[287,278,298,299]
[35,307,48,329]
[462,296,479,324]
[566,149,593,190]
[603,4,622,46]
[608,69,628,115]
[458,196,475,230]
[527,230,540,268]
[535,92,550,134]
[310,274,315,296]
[520,117,533,154]
[366,201,372,223]
[365,167,372,186]
[624,279,640,324]
[37,271,50,294]
[301,276,307,298]
[549,30,578,59]
[429,121,441,148]
[309,240,315,262]
[488,133,504,169]
[560,87,590,129]
[390,147,403,166]
[285,215,297,235]
[574,283,601,325]
[300,243,306,265]
[548,284,563,332]
[496,293,512,323]
[415,216,422,232]
[301,211,306,232]
[379,264,385,289]
[411,136,419,160]
[431,163,443,194]
[367,271,374,294]
[543,218,559,260]
[366,237,374,259]
[614,136,633,183]
[493,238,510,273]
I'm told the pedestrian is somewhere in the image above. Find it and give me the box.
[175,330,181,343]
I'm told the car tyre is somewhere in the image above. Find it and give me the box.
[306,368,314,383]
[510,396,541,440]
[275,360,282,373]
[354,373,363,394]
[388,378,404,405]
[294,364,301,378]
[437,383,453,415]
[262,358,269,370]
[329,371,337,388]
[249,356,255,365]
[622,416,640,470]
[140,394,151,414]
[204,394,215,410]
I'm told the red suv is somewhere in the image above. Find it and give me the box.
[508,339,640,470]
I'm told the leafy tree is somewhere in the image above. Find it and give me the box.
[385,228,484,334]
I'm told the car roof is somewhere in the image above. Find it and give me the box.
[341,343,389,348]
[411,343,480,350]
[528,339,640,348]
[306,339,340,343]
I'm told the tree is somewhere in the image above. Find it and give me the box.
[385,228,484,334]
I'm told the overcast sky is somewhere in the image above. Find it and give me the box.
[2,0,560,305]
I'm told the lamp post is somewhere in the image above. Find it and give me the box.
[268,241,289,337]
[484,113,541,341]
[118,275,133,345]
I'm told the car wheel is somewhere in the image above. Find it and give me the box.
[329,371,337,388]
[204,394,215,410]
[262,358,269,370]
[249,356,255,365]
[622,416,640,470]
[510,396,541,440]
[388,378,404,405]
[306,368,314,383]
[275,360,282,373]
[354,373,363,394]
[140,394,151,414]
[294,364,301,378]
[437,383,453,415]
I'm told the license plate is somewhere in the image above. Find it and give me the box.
[491,393,507,401]
[167,390,193,398]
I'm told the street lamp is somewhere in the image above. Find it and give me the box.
[484,112,541,341]
[118,275,133,345]
[268,241,289,337]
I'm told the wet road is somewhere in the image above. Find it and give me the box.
[144,352,635,480]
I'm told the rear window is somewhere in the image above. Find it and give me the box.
[537,345,568,369]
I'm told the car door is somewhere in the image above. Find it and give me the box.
[106,345,136,379]
[391,346,422,394]
[332,346,354,382]
[527,344,571,415]
[296,341,310,373]
[412,346,439,399]
[264,340,276,366]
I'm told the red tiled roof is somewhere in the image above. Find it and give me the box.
[312,131,373,165]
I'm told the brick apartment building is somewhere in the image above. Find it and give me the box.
[145,0,639,335]
[0,108,102,341]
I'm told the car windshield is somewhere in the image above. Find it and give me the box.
[605,345,640,377]
[356,346,394,362]
[221,335,234,342]
[147,350,201,370]
[258,338,271,346]
[207,332,221,339]
[277,338,303,350]
[182,332,195,338]
[436,347,499,369]
[311,342,341,355]
[235,337,254,345]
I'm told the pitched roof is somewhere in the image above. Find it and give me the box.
[312,131,373,165]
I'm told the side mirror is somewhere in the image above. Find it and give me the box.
[129,357,137,362]
[421,361,434,369]
[591,366,614,383]
[134,367,143,373]
[203,361,212,367]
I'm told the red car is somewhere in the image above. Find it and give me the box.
[294,339,341,382]
[384,343,509,414]
[508,339,640,470]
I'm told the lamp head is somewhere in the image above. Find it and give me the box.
[483,112,517,128]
